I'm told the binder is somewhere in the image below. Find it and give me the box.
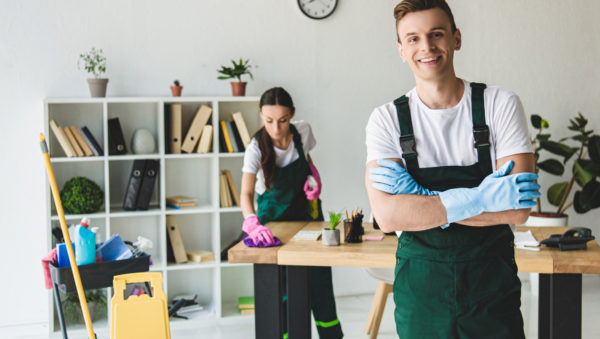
[108,117,127,155]
[223,170,241,206]
[136,160,159,210]
[69,126,94,156]
[182,105,212,153]
[169,104,182,154]
[218,123,227,153]
[230,120,245,152]
[123,160,146,210]
[63,126,84,157]
[232,112,252,147]
[166,215,187,264]
[220,120,234,153]
[81,126,104,156]
[225,121,239,152]
[197,125,213,153]
[49,120,76,157]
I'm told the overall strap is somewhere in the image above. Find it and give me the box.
[470,82,493,176]
[394,95,420,173]
[289,124,310,172]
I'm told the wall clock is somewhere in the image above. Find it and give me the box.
[298,0,338,20]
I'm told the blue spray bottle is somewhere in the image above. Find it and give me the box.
[75,217,96,265]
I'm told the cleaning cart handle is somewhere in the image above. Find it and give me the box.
[113,272,164,298]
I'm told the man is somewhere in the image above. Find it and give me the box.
[365,0,541,337]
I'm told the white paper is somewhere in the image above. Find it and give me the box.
[293,230,322,240]
[514,230,540,251]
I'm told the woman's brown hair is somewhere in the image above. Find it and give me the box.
[254,87,295,190]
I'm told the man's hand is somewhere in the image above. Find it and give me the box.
[369,159,437,196]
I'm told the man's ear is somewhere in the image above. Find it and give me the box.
[454,28,462,51]
[397,41,407,63]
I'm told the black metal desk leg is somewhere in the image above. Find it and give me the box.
[254,264,284,339]
[287,265,311,339]
[52,283,68,339]
[538,273,582,339]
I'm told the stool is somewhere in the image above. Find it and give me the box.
[364,267,394,339]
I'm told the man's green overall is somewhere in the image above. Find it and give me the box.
[392,83,525,338]
[256,124,343,339]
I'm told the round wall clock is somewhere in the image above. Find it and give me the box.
[297,0,338,20]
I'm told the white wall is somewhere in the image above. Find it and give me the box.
[1,0,599,327]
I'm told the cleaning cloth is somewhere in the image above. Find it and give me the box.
[243,236,282,248]
[41,248,57,289]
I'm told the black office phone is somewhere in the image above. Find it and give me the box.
[540,227,595,251]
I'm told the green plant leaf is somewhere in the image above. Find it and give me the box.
[576,159,600,176]
[573,180,600,213]
[539,140,577,160]
[573,159,595,187]
[328,212,342,230]
[530,115,542,129]
[537,159,564,175]
[547,182,569,206]
[588,135,600,164]
[536,134,551,142]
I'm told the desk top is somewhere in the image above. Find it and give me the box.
[229,222,600,274]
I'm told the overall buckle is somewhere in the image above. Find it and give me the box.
[473,126,490,147]
[400,135,417,158]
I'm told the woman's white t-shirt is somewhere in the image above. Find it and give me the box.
[242,121,316,194]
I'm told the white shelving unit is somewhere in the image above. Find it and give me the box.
[44,96,261,335]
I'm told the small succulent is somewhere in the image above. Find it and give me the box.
[173,80,181,87]
[328,211,342,230]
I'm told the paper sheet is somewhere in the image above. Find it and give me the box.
[514,230,540,251]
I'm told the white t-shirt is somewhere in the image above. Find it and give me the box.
[242,120,316,194]
[366,79,533,235]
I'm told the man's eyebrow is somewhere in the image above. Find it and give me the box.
[403,26,448,38]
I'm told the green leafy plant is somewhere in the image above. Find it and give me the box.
[217,58,254,82]
[60,177,104,214]
[328,211,342,230]
[63,289,107,324]
[173,79,181,87]
[531,113,600,215]
[78,47,106,78]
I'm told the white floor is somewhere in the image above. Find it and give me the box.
[3,275,599,338]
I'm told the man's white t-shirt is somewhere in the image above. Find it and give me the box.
[366,79,533,234]
[242,120,316,195]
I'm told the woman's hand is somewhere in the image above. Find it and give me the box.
[304,163,322,200]
[242,215,274,245]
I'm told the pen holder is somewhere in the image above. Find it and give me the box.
[344,219,363,243]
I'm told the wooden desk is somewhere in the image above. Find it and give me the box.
[229,222,600,339]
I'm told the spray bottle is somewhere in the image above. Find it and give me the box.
[75,217,96,265]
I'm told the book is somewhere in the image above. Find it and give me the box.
[166,215,187,264]
[196,125,213,153]
[169,103,182,154]
[49,120,76,157]
[123,160,146,210]
[78,127,99,156]
[219,173,231,207]
[223,170,240,206]
[238,296,254,309]
[182,105,212,153]
[167,204,195,210]
[220,120,234,153]
[240,309,255,315]
[69,126,94,156]
[186,250,215,263]
[293,230,322,241]
[136,160,159,210]
[225,121,239,152]
[81,126,104,156]
[108,117,127,155]
[232,112,252,148]
[230,119,245,152]
[62,126,84,157]
[166,195,198,205]
[218,122,228,152]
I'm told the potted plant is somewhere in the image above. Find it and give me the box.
[527,112,600,226]
[322,211,342,246]
[217,58,254,96]
[170,80,183,97]
[78,47,108,97]
[63,289,107,325]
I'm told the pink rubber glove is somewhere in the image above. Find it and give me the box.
[303,163,322,200]
[242,215,274,245]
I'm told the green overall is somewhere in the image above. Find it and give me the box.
[256,124,343,339]
[392,83,525,339]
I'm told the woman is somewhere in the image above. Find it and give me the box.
[240,87,343,338]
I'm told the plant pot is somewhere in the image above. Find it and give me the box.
[322,228,340,246]
[87,78,108,97]
[170,86,183,97]
[230,81,247,96]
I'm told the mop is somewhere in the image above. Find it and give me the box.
[40,133,96,339]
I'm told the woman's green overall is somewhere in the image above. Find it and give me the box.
[393,83,525,339]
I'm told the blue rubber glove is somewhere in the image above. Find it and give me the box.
[438,160,540,224]
[369,159,438,196]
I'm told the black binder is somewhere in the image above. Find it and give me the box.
[108,117,127,155]
[136,160,159,210]
[123,160,146,210]
[81,126,104,156]
[230,120,245,152]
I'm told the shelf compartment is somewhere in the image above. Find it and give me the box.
[49,161,106,217]
[220,212,244,259]
[107,102,160,156]
[220,265,254,318]
[164,101,214,155]
[46,102,104,158]
[108,160,161,213]
[110,215,163,268]
[166,213,217,263]
[165,157,214,208]
[167,268,217,318]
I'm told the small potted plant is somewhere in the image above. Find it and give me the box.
[170,80,183,97]
[322,211,342,246]
[63,289,107,325]
[78,47,108,97]
[217,58,254,96]
[527,112,600,226]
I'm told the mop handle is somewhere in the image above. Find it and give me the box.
[39,134,96,339]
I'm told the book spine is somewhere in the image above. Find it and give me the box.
[49,120,76,157]
[81,126,104,156]
[70,126,94,156]
[220,120,233,153]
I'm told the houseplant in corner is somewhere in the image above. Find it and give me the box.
[78,47,108,97]
[322,211,342,246]
[527,112,600,226]
[170,80,183,97]
[217,58,254,96]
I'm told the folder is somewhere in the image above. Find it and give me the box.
[225,121,239,152]
[169,104,182,154]
[197,125,213,153]
[63,126,84,157]
[136,160,159,210]
[166,215,187,264]
[219,173,231,207]
[69,126,94,156]
[232,112,252,148]
[123,160,146,211]
[81,126,104,156]
[49,120,76,157]
[108,118,127,155]
[182,105,212,153]
[220,120,234,153]
[223,170,241,206]
[230,120,245,152]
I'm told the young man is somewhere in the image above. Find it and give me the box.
[365,0,541,337]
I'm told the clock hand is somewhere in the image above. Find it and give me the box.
[316,0,327,6]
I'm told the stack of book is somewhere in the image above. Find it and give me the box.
[219,170,240,208]
[166,195,198,209]
[219,112,252,153]
[49,120,103,157]
[165,104,214,154]
[238,296,255,315]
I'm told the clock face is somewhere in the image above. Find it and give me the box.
[298,0,338,20]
